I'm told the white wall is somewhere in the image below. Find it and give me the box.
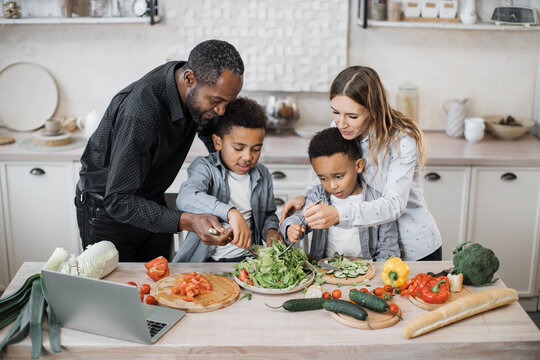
[1,0,539,132]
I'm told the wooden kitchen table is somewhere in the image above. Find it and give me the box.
[1,261,539,360]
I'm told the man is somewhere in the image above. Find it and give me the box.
[75,39,243,262]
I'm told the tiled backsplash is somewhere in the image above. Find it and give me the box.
[166,0,348,92]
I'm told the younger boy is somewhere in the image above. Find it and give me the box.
[173,97,281,262]
[280,127,400,261]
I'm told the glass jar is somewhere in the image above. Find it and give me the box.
[396,82,418,122]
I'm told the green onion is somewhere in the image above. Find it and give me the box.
[29,280,45,359]
[45,304,61,353]
[0,247,68,358]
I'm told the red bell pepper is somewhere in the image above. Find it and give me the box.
[145,256,169,281]
[420,276,450,304]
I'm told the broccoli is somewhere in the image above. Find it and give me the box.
[449,241,499,286]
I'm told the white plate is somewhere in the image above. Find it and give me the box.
[0,62,58,131]
[234,271,315,295]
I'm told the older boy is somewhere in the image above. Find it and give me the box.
[173,97,281,262]
[280,127,399,261]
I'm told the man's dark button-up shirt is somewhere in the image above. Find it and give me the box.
[79,61,213,233]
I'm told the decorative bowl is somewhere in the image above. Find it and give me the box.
[484,115,534,140]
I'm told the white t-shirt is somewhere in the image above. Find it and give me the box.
[325,193,364,258]
[211,171,252,260]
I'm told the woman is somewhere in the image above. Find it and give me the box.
[281,66,441,261]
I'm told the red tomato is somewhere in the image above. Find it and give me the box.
[332,289,342,299]
[144,295,157,305]
[388,304,400,315]
[384,285,393,293]
[359,288,370,294]
[374,287,386,296]
[140,283,151,294]
[322,292,331,300]
[139,292,144,302]
[126,281,137,287]
[350,288,358,292]
[239,269,249,282]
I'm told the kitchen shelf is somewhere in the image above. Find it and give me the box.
[0,15,161,25]
[357,18,540,30]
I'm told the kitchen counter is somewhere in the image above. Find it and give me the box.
[1,261,539,359]
[1,128,540,166]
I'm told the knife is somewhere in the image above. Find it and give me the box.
[317,259,340,272]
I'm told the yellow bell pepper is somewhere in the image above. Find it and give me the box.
[381,257,410,288]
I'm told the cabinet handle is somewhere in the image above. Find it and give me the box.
[271,171,286,179]
[275,198,285,206]
[424,172,441,181]
[29,168,45,176]
[500,172,517,181]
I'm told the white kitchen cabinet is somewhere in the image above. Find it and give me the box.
[0,161,81,278]
[0,175,10,292]
[467,167,540,297]
[422,166,470,260]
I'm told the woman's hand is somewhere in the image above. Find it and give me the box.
[302,203,340,229]
[279,195,306,224]
[228,209,252,249]
[286,223,306,243]
[265,229,284,246]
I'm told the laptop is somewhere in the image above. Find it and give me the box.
[41,269,185,344]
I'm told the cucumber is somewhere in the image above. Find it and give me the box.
[323,299,368,320]
[266,298,327,312]
[349,290,389,312]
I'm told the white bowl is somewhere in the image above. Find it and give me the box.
[484,115,534,140]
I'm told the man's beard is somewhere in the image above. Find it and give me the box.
[186,86,204,125]
[186,86,218,126]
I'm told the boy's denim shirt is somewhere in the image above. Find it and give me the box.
[173,151,279,262]
[279,183,400,261]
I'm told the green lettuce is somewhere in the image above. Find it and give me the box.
[234,243,308,289]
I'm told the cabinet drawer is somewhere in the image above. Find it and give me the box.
[265,164,315,188]
[1,161,80,277]
[423,166,470,260]
[467,167,540,296]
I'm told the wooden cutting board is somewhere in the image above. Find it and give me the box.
[319,258,375,285]
[150,273,240,313]
[409,286,473,311]
[330,300,402,330]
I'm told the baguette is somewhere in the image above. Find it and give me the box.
[403,288,518,338]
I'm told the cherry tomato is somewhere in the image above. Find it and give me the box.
[139,292,144,302]
[144,295,157,305]
[350,288,358,292]
[140,283,151,294]
[239,269,250,282]
[332,289,342,299]
[359,288,370,294]
[126,281,137,287]
[388,304,400,315]
[322,292,331,300]
[384,285,393,293]
[374,287,386,296]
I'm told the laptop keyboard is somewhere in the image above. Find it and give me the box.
[146,320,167,337]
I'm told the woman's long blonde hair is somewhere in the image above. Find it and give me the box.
[330,66,426,176]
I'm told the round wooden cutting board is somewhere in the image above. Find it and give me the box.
[319,258,375,285]
[330,300,402,330]
[408,286,473,311]
[151,273,240,313]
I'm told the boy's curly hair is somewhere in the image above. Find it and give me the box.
[308,127,362,162]
[215,97,267,137]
